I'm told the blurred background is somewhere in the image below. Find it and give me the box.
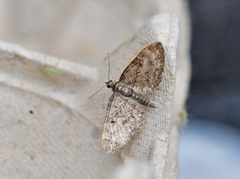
[187,0,240,128]
[181,0,240,178]
[0,0,239,178]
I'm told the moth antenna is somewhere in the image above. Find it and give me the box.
[89,85,106,99]
[107,53,110,80]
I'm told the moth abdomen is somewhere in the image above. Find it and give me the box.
[130,91,156,108]
[108,81,157,108]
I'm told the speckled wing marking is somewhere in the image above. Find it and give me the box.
[119,42,165,89]
[102,93,145,153]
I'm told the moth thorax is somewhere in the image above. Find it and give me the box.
[121,87,133,97]
[113,83,122,92]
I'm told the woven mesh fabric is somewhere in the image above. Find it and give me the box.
[0,1,190,178]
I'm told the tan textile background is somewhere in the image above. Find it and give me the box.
[0,1,191,178]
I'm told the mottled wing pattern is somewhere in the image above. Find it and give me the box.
[102,93,145,153]
[119,42,165,88]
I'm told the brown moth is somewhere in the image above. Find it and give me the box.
[102,42,165,153]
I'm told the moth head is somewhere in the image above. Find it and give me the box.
[105,80,114,88]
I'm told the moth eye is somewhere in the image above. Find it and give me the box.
[107,85,111,88]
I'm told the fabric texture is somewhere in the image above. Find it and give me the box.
[0,1,191,178]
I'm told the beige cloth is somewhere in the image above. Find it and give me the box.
[0,1,191,178]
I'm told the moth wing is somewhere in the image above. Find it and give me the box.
[119,42,165,89]
[102,93,145,153]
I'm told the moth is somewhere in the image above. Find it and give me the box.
[102,42,165,153]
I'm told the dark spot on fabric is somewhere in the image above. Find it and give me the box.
[29,110,34,114]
